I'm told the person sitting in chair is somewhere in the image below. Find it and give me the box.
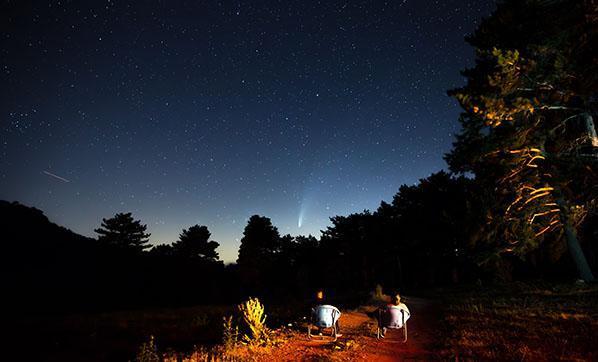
[378,293,410,340]
[310,290,342,337]
[388,293,409,312]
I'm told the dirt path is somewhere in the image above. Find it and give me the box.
[350,297,442,361]
[265,297,442,361]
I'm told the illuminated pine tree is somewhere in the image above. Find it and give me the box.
[447,0,597,281]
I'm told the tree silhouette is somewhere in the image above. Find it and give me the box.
[237,215,281,292]
[237,215,281,264]
[172,224,220,261]
[315,172,483,289]
[446,0,597,281]
[94,212,151,252]
[386,172,479,285]
[148,243,175,257]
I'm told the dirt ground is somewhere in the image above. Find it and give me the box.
[260,297,442,361]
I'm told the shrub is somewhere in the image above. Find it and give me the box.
[222,315,239,352]
[192,313,211,328]
[136,335,160,362]
[238,297,270,347]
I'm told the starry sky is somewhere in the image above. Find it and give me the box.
[1,0,496,262]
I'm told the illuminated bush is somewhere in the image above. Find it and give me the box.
[238,297,270,347]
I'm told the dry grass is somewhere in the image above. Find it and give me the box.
[152,298,292,361]
[440,282,598,361]
[159,329,293,362]
[8,305,233,361]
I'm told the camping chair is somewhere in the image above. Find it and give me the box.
[308,305,341,341]
[377,305,409,342]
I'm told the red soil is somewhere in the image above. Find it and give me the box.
[261,297,442,361]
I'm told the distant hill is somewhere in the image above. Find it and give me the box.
[0,200,96,248]
[0,200,229,311]
[0,200,102,311]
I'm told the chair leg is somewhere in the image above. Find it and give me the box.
[376,327,381,339]
[308,325,312,339]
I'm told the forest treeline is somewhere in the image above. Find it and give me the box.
[1,171,595,311]
[3,0,597,311]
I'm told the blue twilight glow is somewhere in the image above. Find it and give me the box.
[0,1,496,262]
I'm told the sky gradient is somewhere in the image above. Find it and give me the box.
[1,0,495,262]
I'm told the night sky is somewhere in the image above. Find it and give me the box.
[2,0,495,262]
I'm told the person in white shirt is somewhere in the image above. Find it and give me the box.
[380,293,410,338]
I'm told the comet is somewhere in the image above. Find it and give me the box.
[298,208,305,228]
[298,197,309,228]
[43,170,70,183]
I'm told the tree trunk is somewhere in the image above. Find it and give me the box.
[582,113,598,147]
[556,197,595,282]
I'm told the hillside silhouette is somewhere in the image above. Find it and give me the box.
[1,201,229,312]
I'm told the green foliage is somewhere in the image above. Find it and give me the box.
[445,0,598,277]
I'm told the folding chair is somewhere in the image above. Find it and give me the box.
[308,305,341,341]
[377,305,409,342]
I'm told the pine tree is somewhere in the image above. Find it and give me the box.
[237,215,281,291]
[172,224,220,261]
[94,212,151,252]
[237,215,281,265]
[446,0,597,281]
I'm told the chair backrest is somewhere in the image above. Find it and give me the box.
[312,305,340,328]
[381,305,409,329]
